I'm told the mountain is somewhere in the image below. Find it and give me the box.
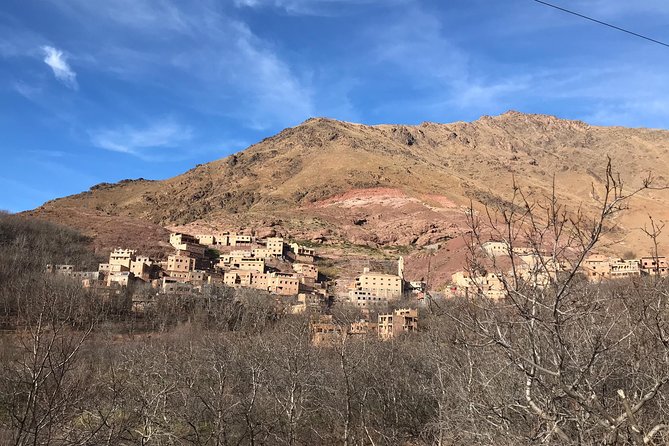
[24,111,669,286]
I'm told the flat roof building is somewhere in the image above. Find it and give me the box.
[266,237,285,257]
[293,263,318,280]
[355,270,403,300]
[109,248,136,270]
[640,256,668,276]
[378,308,418,340]
[311,315,342,346]
[167,254,196,274]
[268,272,300,296]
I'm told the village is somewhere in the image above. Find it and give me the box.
[46,232,668,343]
[46,231,421,343]
[447,240,669,299]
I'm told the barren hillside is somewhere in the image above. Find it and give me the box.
[27,111,669,285]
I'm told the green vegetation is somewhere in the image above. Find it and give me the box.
[205,247,221,259]
[336,241,387,258]
[384,244,413,255]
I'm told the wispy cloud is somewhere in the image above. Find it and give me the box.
[226,21,314,128]
[368,8,530,116]
[41,46,77,89]
[450,76,532,110]
[234,0,408,15]
[49,0,315,129]
[12,81,43,100]
[47,0,191,34]
[27,149,68,158]
[372,8,468,84]
[573,0,669,19]
[90,119,194,159]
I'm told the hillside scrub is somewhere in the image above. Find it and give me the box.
[0,211,100,280]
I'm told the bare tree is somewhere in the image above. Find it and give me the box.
[440,159,669,444]
[2,279,96,446]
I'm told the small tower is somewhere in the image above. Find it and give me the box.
[398,256,404,280]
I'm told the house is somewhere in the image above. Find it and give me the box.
[219,270,302,295]
[482,241,536,258]
[231,234,253,246]
[609,259,640,279]
[109,248,136,270]
[81,278,105,289]
[378,308,418,339]
[106,271,134,288]
[346,289,386,307]
[265,237,285,257]
[71,271,102,281]
[223,270,254,287]
[482,241,510,257]
[169,232,199,249]
[46,264,74,275]
[207,272,225,285]
[289,243,316,262]
[354,268,403,300]
[293,263,318,280]
[582,255,641,280]
[311,315,342,346]
[582,254,611,280]
[195,234,216,245]
[220,250,253,265]
[290,242,315,257]
[222,270,270,290]
[349,319,377,337]
[267,272,300,295]
[169,233,206,258]
[640,256,668,276]
[252,248,272,259]
[517,254,567,288]
[215,233,254,247]
[130,256,155,281]
[450,271,507,299]
[408,281,426,294]
[229,257,265,273]
[167,254,196,275]
[162,277,193,293]
[206,232,254,247]
[290,293,324,314]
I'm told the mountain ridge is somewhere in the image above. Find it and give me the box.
[24,111,669,275]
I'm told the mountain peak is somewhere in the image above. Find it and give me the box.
[27,113,669,255]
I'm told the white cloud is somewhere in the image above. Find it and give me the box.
[41,46,78,89]
[228,21,314,128]
[91,119,194,159]
[49,0,316,129]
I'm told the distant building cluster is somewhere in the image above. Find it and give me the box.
[582,254,668,280]
[337,257,425,307]
[45,229,427,344]
[311,308,419,345]
[446,240,668,299]
[46,231,323,300]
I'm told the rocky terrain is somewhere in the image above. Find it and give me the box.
[26,111,669,288]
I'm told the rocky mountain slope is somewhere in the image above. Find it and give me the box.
[25,111,669,286]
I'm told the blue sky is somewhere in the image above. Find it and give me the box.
[1,0,668,212]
